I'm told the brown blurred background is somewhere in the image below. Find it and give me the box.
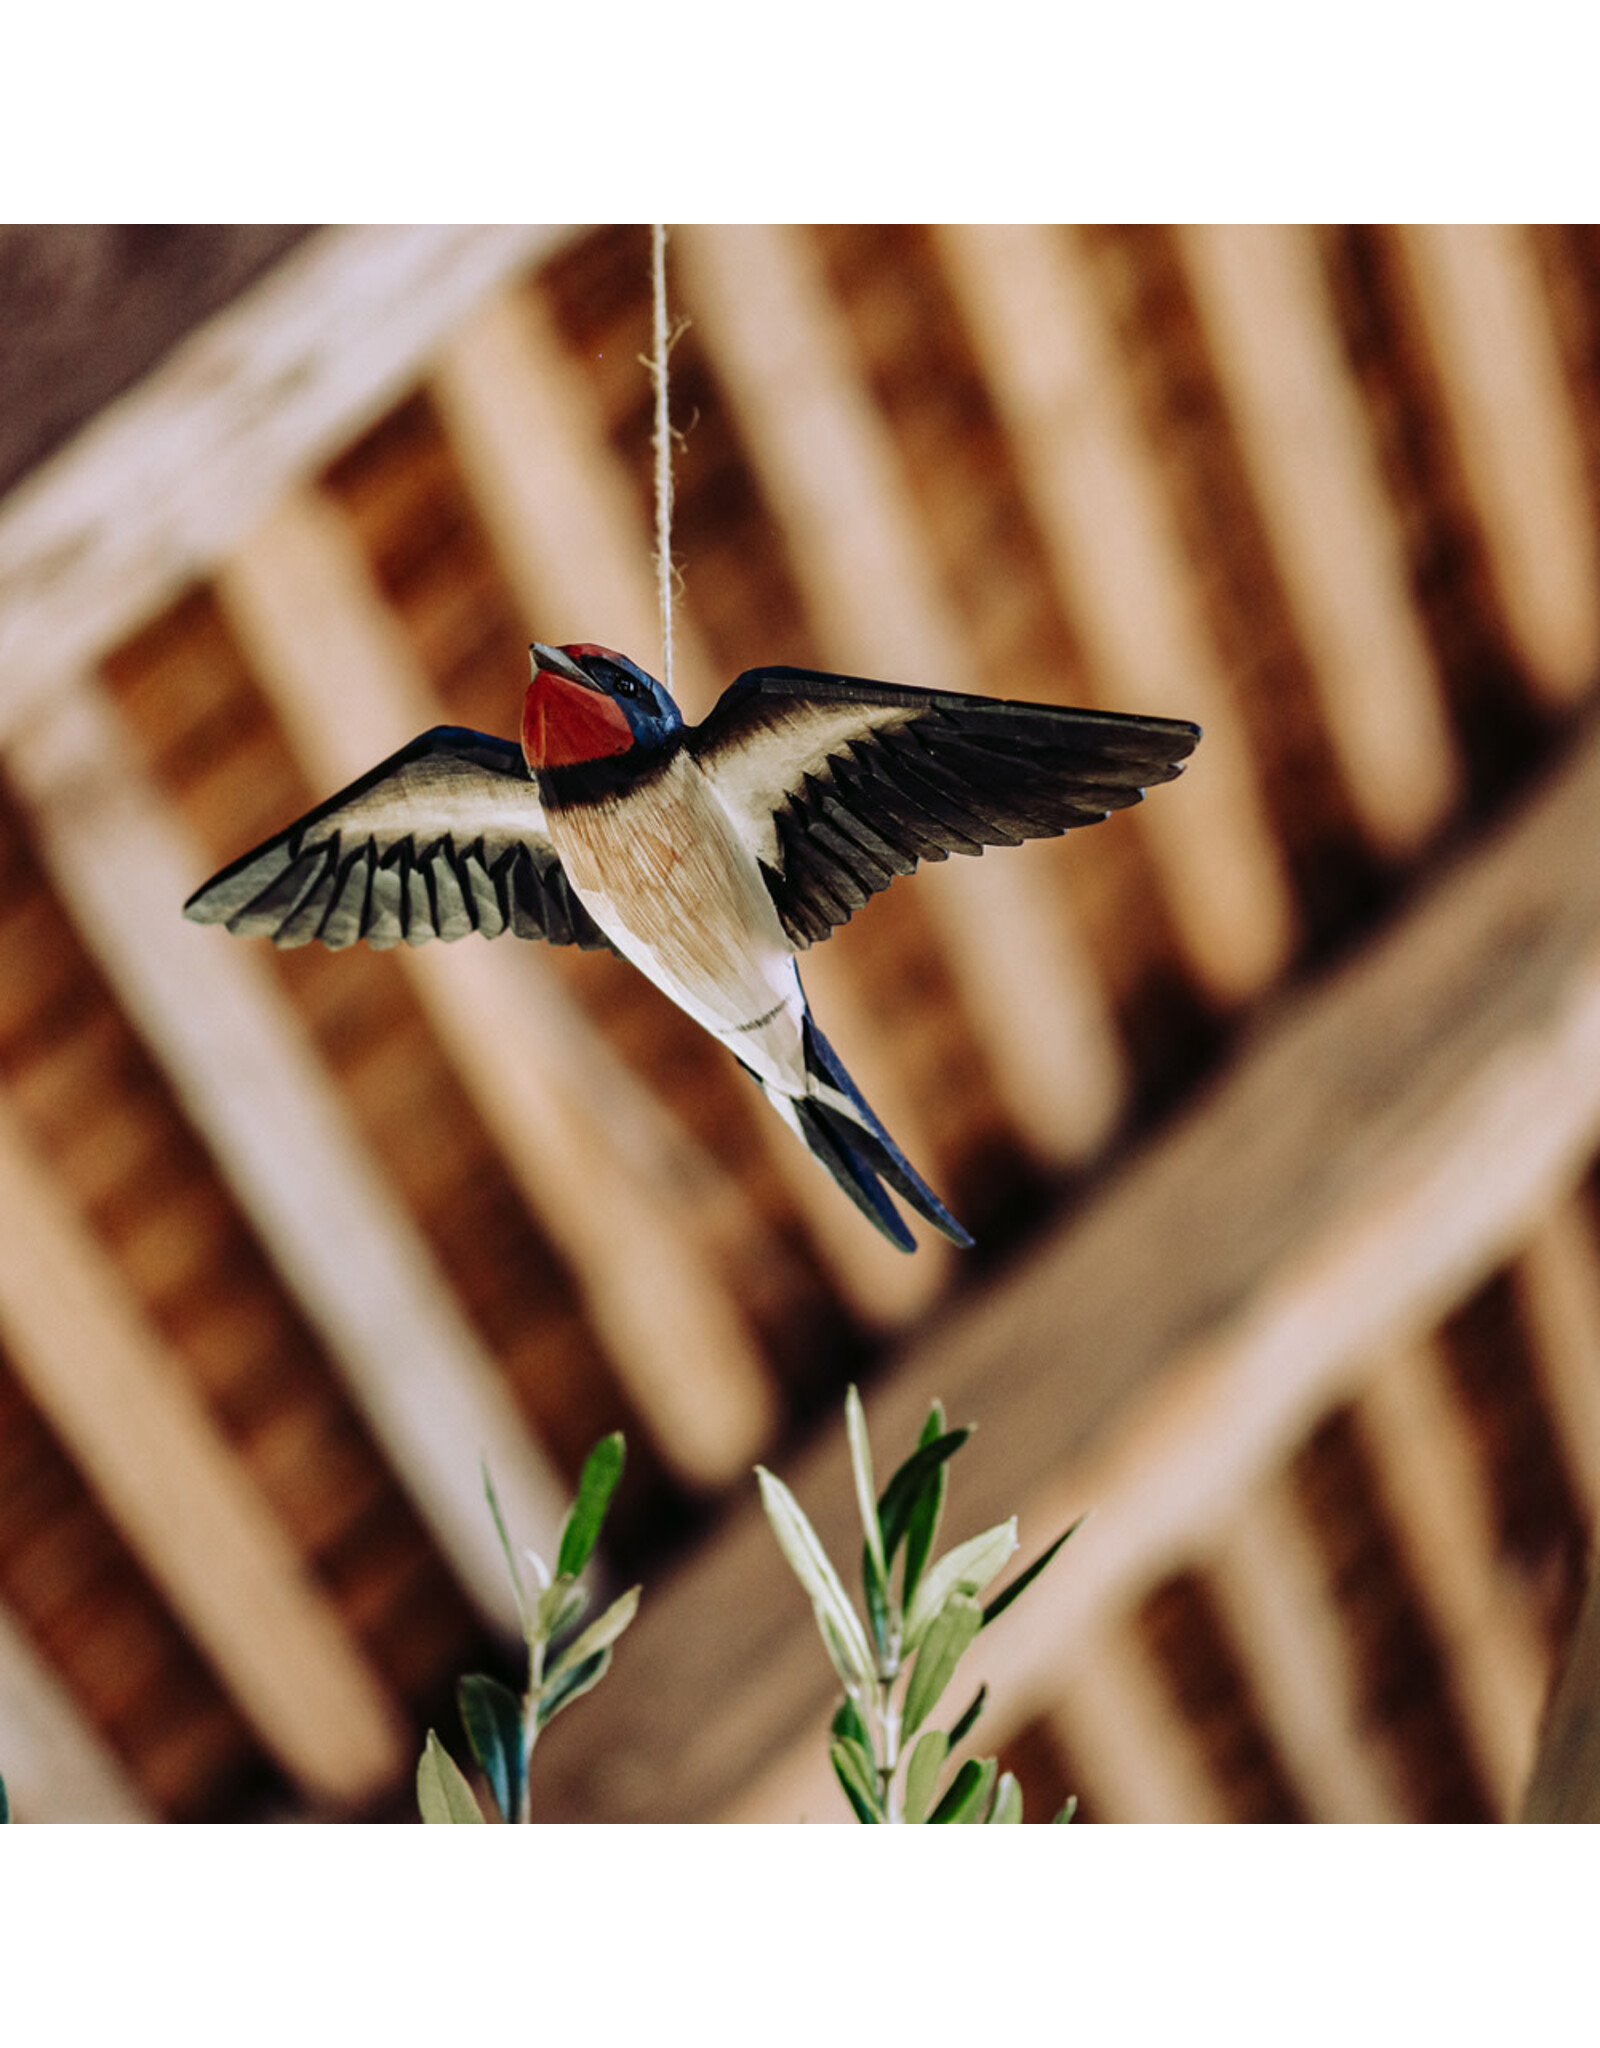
[2,223,1599,1821]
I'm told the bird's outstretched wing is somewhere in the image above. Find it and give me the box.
[183,727,612,952]
[689,668,1202,947]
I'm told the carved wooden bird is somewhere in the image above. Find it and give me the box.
[186,644,1200,1249]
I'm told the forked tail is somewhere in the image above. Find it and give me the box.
[773,1015,973,1253]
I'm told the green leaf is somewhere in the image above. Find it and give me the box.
[830,1738,882,1823]
[952,1755,999,1824]
[416,1731,486,1823]
[829,1703,881,1798]
[457,1673,525,1824]
[899,1406,954,1608]
[845,1386,887,1584]
[927,1755,996,1824]
[832,1697,871,1754]
[0,1771,8,1823]
[877,1426,969,1573]
[989,1771,1023,1824]
[947,1682,987,1750]
[557,1433,625,1581]
[863,1542,892,1664]
[544,1584,640,1679]
[902,1729,949,1824]
[482,1461,530,1640]
[540,1582,589,1646]
[902,1589,983,1740]
[1054,1795,1079,1824]
[819,1614,870,1700]
[535,1646,611,1728]
[757,1467,874,1691]
[981,1517,1084,1630]
[905,1518,1018,1648]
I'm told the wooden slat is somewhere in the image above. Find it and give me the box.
[431,288,930,1321]
[1207,1482,1405,1820]
[1357,1340,1553,1815]
[0,1602,154,1821]
[536,708,1600,1819]
[675,222,1127,1174]
[3,674,569,1625]
[1522,1549,1600,1821]
[0,226,313,501]
[1396,224,1600,705]
[0,226,571,718]
[935,223,1297,1005]
[215,488,778,1487]
[1051,1631,1225,1823]
[0,1088,405,1804]
[1176,224,1461,855]
[713,1724,849,1824]
[430,288,721,718]
[1512,1196,1600,1528]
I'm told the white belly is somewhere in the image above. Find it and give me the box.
[547,753,809,1093]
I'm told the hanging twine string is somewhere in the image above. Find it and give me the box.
[649,223,676,696]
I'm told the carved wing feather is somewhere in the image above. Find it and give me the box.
[184,727,612,953]
[690,668,1200,946]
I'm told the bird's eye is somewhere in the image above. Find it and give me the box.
[592,659,639,698]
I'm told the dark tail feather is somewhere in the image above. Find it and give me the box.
[793,1096,917,1251]
[792,1016,974,1252]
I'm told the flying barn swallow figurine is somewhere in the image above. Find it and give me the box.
[185,646,1200,1250]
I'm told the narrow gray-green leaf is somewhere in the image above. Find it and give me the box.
[902,1590,983,1740]
[833,1771,878,1825]
[832,1697,871,1754]
[482,1461,530,1640]
[988,1771,1024,1824]
[457,1673,525,1824]
[981,1518,1085,1630]
[757,1466,874,1690]
[863,1542,892,1664]
[905,1518,1018,1648]
[902,1728,949,1824]
[1054,1795,1079,1824]
[845,1386,886,1583]
[544,1584,640,1679]
[947,1682,987,1750]
[899,1411,955,1610]
[535,1645,611,1728]
[820,1613,870,1699]
[540,1582,588,1646]
[952,1755,998,1823]
[832,1724,881,1804]
[830,1739,882,1823]
[831,1699,879,1817]
[877,1428,969,1570]
[557,1432,625,1581]
[416,1731,485,1824]
[927,1755,993,1824]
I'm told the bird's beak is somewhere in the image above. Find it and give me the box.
[529,643,602,691]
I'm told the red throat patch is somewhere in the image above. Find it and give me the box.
[521,667,634,771]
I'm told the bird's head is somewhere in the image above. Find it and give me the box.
[522,642,683,773]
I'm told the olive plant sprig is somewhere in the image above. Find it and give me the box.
[417,1434,639,1824]
[758,1389,1079,1823]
